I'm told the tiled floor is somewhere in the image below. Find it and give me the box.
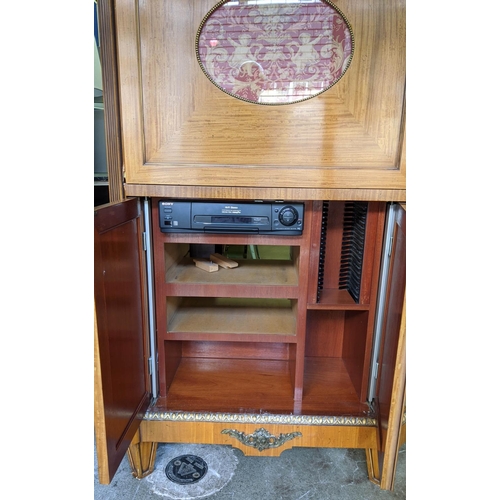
[94,442,406,499]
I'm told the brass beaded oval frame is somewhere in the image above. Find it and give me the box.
[195,0,354,106]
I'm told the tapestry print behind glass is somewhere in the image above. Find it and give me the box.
[196,0,354,105]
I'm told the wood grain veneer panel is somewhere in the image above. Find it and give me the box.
[140,420,378,457]
[125,184,406,201]
[115,0,406,190]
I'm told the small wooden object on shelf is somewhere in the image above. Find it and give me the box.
[193,258,219,273]
[210,253,239,269]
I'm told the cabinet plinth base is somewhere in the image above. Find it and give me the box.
[126,413,380,483]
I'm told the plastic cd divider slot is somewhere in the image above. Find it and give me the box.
[316,201,329,302]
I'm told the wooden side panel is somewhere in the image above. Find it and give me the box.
[115,0,406,191]
[94,199,151,484]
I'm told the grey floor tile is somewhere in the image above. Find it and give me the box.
[95,443,405,499]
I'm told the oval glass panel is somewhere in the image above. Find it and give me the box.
[196,0,354,105]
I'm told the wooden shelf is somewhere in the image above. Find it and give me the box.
[166,298,297,338]
[159,232,305,246]
[308,288,370,310]
[301,358,365,412]
[166,258,299,298]
[155,357,368,416]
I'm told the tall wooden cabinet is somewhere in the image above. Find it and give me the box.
[94,0,406,490]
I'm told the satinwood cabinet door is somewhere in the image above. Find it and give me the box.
[374,203,406,489]
[113,0,405,196]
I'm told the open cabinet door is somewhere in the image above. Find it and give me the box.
[374,203,406,490]
[94,198,151,484]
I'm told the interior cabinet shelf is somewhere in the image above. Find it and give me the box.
[152,356,368,416]
[308,289,371,310]
[166,298,297,339]
[160,358,296,413]
[165,257,299,298]
[160,232,304,247]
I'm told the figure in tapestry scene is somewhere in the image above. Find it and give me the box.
[227,33,254,69]
[291,31,325,73]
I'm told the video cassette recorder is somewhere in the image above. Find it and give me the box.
[159,200,304,235]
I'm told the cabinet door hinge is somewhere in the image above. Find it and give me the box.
[148,357,153,376]
[387,236,394,258]
[142,232,147,251]
[374,362,379,379]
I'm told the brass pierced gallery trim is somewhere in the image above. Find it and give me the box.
[144,411,377,427]
[222,427,302,452]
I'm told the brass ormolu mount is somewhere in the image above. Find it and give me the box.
[221,427,302,452]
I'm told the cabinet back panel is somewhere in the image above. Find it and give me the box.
[305,310,345,358]
[342,311,369,398]
[181,341,290,361]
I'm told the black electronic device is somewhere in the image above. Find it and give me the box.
[159,200,304,235]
